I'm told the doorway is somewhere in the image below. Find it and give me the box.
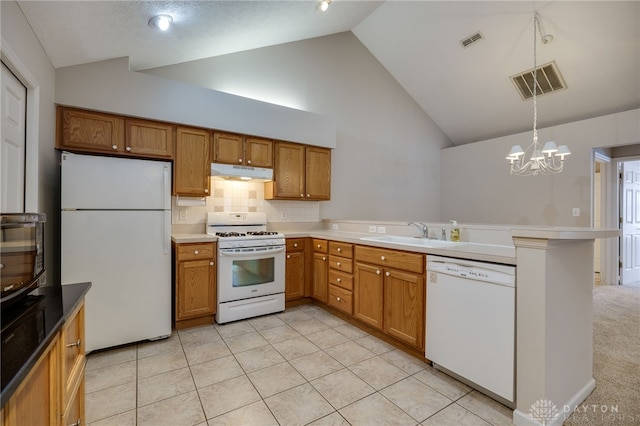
[594,148,640,287]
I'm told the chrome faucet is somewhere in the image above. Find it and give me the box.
[407,221,429,238]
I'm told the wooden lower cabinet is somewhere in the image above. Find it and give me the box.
[383,268,424,349]
[353,262,384,329]
[2,300,86,426]
[311,239,328,303]
[285,238,306,301]
[353,245,425,351]
[174,242,217,328]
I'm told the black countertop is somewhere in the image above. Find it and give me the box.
[1,282,91,408]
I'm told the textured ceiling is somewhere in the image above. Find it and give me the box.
[16,1,640,145]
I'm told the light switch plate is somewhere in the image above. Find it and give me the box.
[369,226,377,233]
[377,226,386,234]
[572,208,580,217]
[331,224,339,230]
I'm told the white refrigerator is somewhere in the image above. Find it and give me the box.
[61,152,172,352]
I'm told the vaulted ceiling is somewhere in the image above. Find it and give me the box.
[16,1,640,145]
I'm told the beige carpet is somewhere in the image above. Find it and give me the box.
[564,284,640,425]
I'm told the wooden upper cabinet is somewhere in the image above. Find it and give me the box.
[213,132,273,168]
[57,106,125,154]
[306,146,331,200]
[265,142,330,200]
[173,126,211,196]
[57,106,173,159]
[125,118,174,159]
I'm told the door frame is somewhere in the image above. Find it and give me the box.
[1,38,40,212]
[593,150,618,285]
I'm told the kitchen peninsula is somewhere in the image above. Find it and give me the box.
[174,220,617,426]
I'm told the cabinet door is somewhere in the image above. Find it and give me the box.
[57,106,125,154]
[270,142,305,199]
[245,137,273,168]
[285,250,305,301]
[383,269,424,350]
[61,304,85,410]
[305,146,331,200]
[312,252,328,303]
[2,339,58,426]
[176,258,216,320]
[213,133,244,165]
[354,263,383,330]
[174,126,211,196]
[125,118,174,159]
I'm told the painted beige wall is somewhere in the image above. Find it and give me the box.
[144,32,451,222]
[440,109,640,226]
[1,0,59,282]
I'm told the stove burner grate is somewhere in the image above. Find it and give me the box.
[216,232,246,237]
[246,231,279,236]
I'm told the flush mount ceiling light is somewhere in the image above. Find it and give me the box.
[148,14,173,31]
[316,0,331,12]
[506,13,570,176]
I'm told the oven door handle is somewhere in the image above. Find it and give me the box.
[219,246,285,257]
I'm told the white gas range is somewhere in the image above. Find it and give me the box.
[207,212,285,324]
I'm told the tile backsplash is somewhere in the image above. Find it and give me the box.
[171,179,320,225]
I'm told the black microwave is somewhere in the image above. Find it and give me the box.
[0,213,46,307]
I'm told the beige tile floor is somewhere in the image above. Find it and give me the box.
[85,304,514,426]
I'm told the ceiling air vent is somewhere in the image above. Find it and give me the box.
[511,61,567,100]
[460,32,483,48]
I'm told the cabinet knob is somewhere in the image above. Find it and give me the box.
[337,297,341,302]
[376,269,381,275]
[247,159,252,164]
[336,262,341,266]
[380,255,386,261]
[125,146,131,152]
[300,194,304,198]
[238,158,243,163]
[317,244,321,248]
[307,194,310,197]
[385,272,391,277]
[293,243,298,248]
[337,247,342,252]
[68,419,81,426]
[322,256,326,261]
[337,278,342,282]
[112,145,118,150]
[194,250,199,254]
[204,189,209,194]
[66,339,81,348]
[287,254,291,259]
[210,261,214,266]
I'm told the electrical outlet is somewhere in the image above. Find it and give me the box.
[179,208,187,221]
[280,211,287,220]
[572,208,580,217]
[377,226,386,234]
[369,226,377,233]
[331,224,339,230]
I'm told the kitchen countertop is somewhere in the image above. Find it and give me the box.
[171,230,516,264]
[1,282,91,408]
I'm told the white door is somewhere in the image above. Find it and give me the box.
[1,63,27,213]
[620,161,640,285]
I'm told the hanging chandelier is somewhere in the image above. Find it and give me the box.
[506,14,570,176]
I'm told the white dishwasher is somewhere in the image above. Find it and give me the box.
[426,255,515,405]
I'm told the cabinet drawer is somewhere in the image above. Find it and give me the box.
[329,241,353,258]
[313,239,328,253]
[355,245,424,274]
[329,270,353,291]
[328,284,352,315]
[286,238,305,252]
[329,255,353,273]
[177,243,215,261]
[61,304,85,410]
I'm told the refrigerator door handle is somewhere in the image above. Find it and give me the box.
[163,210,171,255]
[163,165,171,209]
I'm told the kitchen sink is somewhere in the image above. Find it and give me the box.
[360,235,463,248]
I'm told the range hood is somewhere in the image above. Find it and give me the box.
[210,163,273,182]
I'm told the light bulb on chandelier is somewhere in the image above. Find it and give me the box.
[506,13,570,176]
